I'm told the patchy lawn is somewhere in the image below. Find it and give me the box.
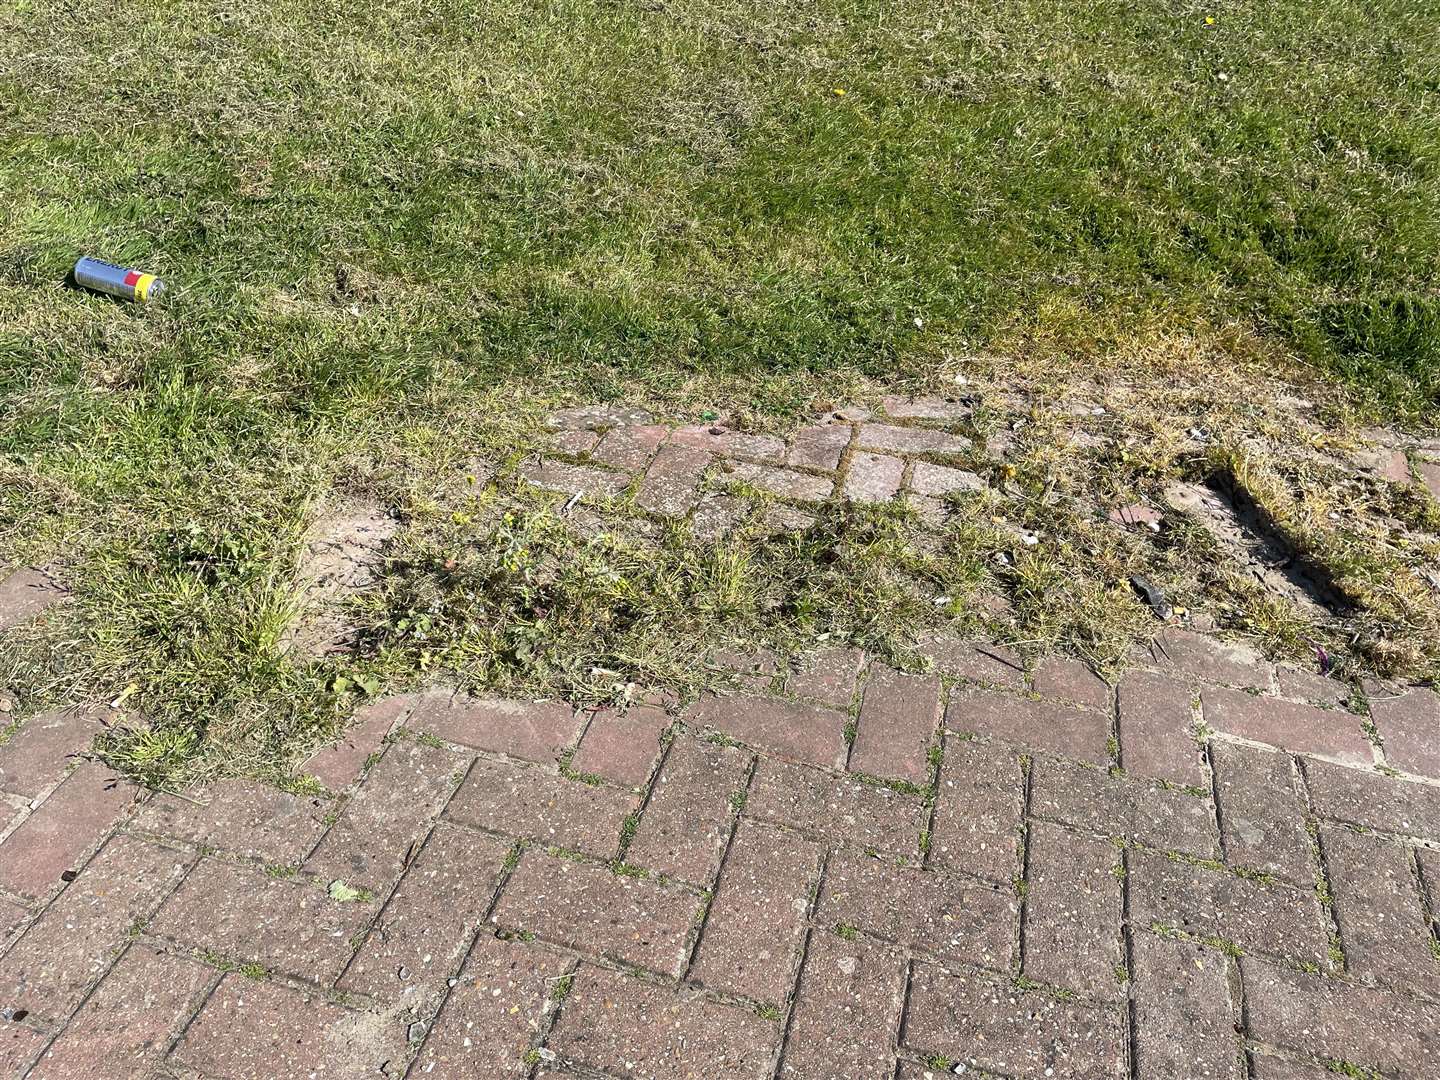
[2,0,1438,785]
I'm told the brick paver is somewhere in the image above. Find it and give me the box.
[0,705,107,799]
[408,930,571,1076]
[1203,687,1372,766]
[442,755,637,858]
[1130,931,1242,1080]
[338,823,512,1000]
[491,851,700,976]
[746,757,926,859]
[173,973,407,1078]
[0,567,66,630]
[817,848,1014,969]
[405,695,580,762]
[1118,670,1205,786]
[304,737,466,888]
[28,944,214,1080]
[8,618,1440,1076]
[0,835,191,1020]
[948,688,1112,764]
[134,777,330,864]
[1128,848,1331,966]
[850,667,940,783]
[903,962,1127,1078]
[626,735,751,883]
[152,858,378,982]
[1022,821,1122,999]
[1321,825,1439,994]
[690,820,820,1003]
[549,963,778,1078]
[570,703,670,787]
[1368,686,1440,777]
[0,763,138,898]
[780,929,906,1079]
[687,693,848,768]
[929,736,1024,883]
[1210,740,1313,882]
[1030,756,1219,858]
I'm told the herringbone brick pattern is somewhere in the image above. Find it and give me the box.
[0,623,1436,1078]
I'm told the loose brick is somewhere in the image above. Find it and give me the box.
[153,858,377,982]
[1147,629,1272,690]
[626,736,751,883]
[947,689,1111,764]
[843,451,905,502]
[406,695,580,763]
[1131,932,1242,1080]
[882,395,973,421]
[856,423,972,456]
[1202,688,1371,766]
[174,973,406,1079]
[1240,956,1440,1076]
[339,824,512,1000]
[636,444,712,516]
[1030,756,1218,858]
[851,668,940,783]
[670,424,786,463]
[902,962,1126,1078]
[521,458,628,498]
[691,492,749,539]
[690,821,821,1002]
[916,633,1026,689]
[1322,825,1439,994]
[305,738,466,888]
[29,944,214,1080]
[492,852,699,976]
[1031,656,1110,713]
[908,461,985,497]
[787,423,851,470]
[134,778,330,864]
[746,758,926,860]
[728,460,835,502]
[593,423,668,469]
[780,930,906,1079]
[1118,670,1205,786]
[0,705,107,799]
[1418,459,1440,501]
[1368,686,1440,777]
[443,756,636,859]
[0,567,66,630]
[1022,822,1122,1000]
[0,835,191,1020]
[929,737,1024,883]
[1211,741,1312,883]
[0,762,138,898]
[818,849,1014,969]
[550,963,777,1078]
[303,693,413,791]
[410,931,570,1076]
[787,646,865,707]
[570,704,670,787]
[1304,757,1440,840]
[1128,849,1330,966]
[687,693,847,768]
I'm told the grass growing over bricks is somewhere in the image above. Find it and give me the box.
[4,0,1440,787]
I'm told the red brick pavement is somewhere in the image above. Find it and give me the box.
[3,567,1440,1076]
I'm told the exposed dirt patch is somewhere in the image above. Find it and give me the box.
[284,501,398,657]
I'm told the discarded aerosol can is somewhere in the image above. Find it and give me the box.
[72,257,165,303]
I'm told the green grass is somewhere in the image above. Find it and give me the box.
[2,0,1439,784]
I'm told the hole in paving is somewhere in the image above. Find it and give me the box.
[59,869,77,882]
[1165,475,1353,621]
